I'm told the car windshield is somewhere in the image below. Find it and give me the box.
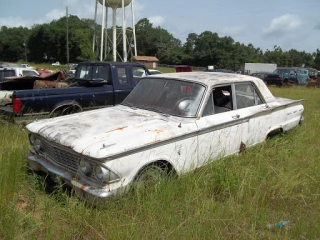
[122,78,206,117]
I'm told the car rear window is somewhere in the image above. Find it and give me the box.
[0,70,15,80]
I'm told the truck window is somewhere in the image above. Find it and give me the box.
[92,65,110,81]
[116,67,128,85]
[132,67,147,84]
[76,65,91,80]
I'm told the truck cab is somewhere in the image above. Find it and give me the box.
[0,62,149,123]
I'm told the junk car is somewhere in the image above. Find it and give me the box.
[26,72,304,203]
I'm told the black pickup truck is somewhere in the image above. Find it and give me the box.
[0,62,150,123]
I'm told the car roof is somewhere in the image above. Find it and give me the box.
[145,72,276,103]
[146,72,259,85]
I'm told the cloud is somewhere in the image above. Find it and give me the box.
[315,22,320,30]
[148,16,166,27]
[263,14,301,37]
[0,0,143,28]
[219,25,246,36]
[45,9,65,21]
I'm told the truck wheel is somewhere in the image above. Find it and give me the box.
[50,105,81,118]
[60,105,81,115]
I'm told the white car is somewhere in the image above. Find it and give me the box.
[133,69,162,78]
[26,72,304,202]
[52,61,60,66]
[20,64,34,69]
[0,67,39,78]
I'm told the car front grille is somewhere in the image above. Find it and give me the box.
[40,140,79,172]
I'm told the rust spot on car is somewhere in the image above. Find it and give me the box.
[149,129,163,134]
[105,126,128,134]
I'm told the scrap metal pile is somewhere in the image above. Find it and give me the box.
[306,75,320,88]
[0,70,72,106]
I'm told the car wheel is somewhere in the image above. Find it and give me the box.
[133,164,166,193]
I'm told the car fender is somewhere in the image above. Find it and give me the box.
[131,157,177,181]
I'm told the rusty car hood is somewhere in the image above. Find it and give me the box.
[26,105,197,159]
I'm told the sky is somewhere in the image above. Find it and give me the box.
[0,0,320,53]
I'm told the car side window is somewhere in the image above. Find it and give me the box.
[116,67,128,85]
[202,85,233,116]
[22,70,38,77]
[235,83,262,109]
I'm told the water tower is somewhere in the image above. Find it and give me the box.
[93,0,137,62]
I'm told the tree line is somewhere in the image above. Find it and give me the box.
[0,15,319,70]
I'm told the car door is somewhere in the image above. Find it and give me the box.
[233,82,271,147]
[195,84,249,167]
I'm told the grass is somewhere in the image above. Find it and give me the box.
[1,85,320,239]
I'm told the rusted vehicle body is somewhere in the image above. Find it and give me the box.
[26,72,304,203]
[0,62,148,122]
[0,71,68,107]
[306,77,320,88]
[264,67,308,86]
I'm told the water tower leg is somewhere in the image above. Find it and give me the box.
[93,0,98,53]
[112,8,117,62]
[131,0,137,56]
[104,7,108,59]
[122,0,127,62]
[100,0,105,61]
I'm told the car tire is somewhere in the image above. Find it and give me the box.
[133,164,166,193]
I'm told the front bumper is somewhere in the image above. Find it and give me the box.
[27,151,116,203]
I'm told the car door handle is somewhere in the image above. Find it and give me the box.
[232,114,240,119]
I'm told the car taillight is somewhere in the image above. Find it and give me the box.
[13,98,22,114]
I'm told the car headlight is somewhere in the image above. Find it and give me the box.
[34,138,41,152]
[29,133,41,152]
[94,165,120,183]
[29,133,36,145]
[79,159,92,176]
